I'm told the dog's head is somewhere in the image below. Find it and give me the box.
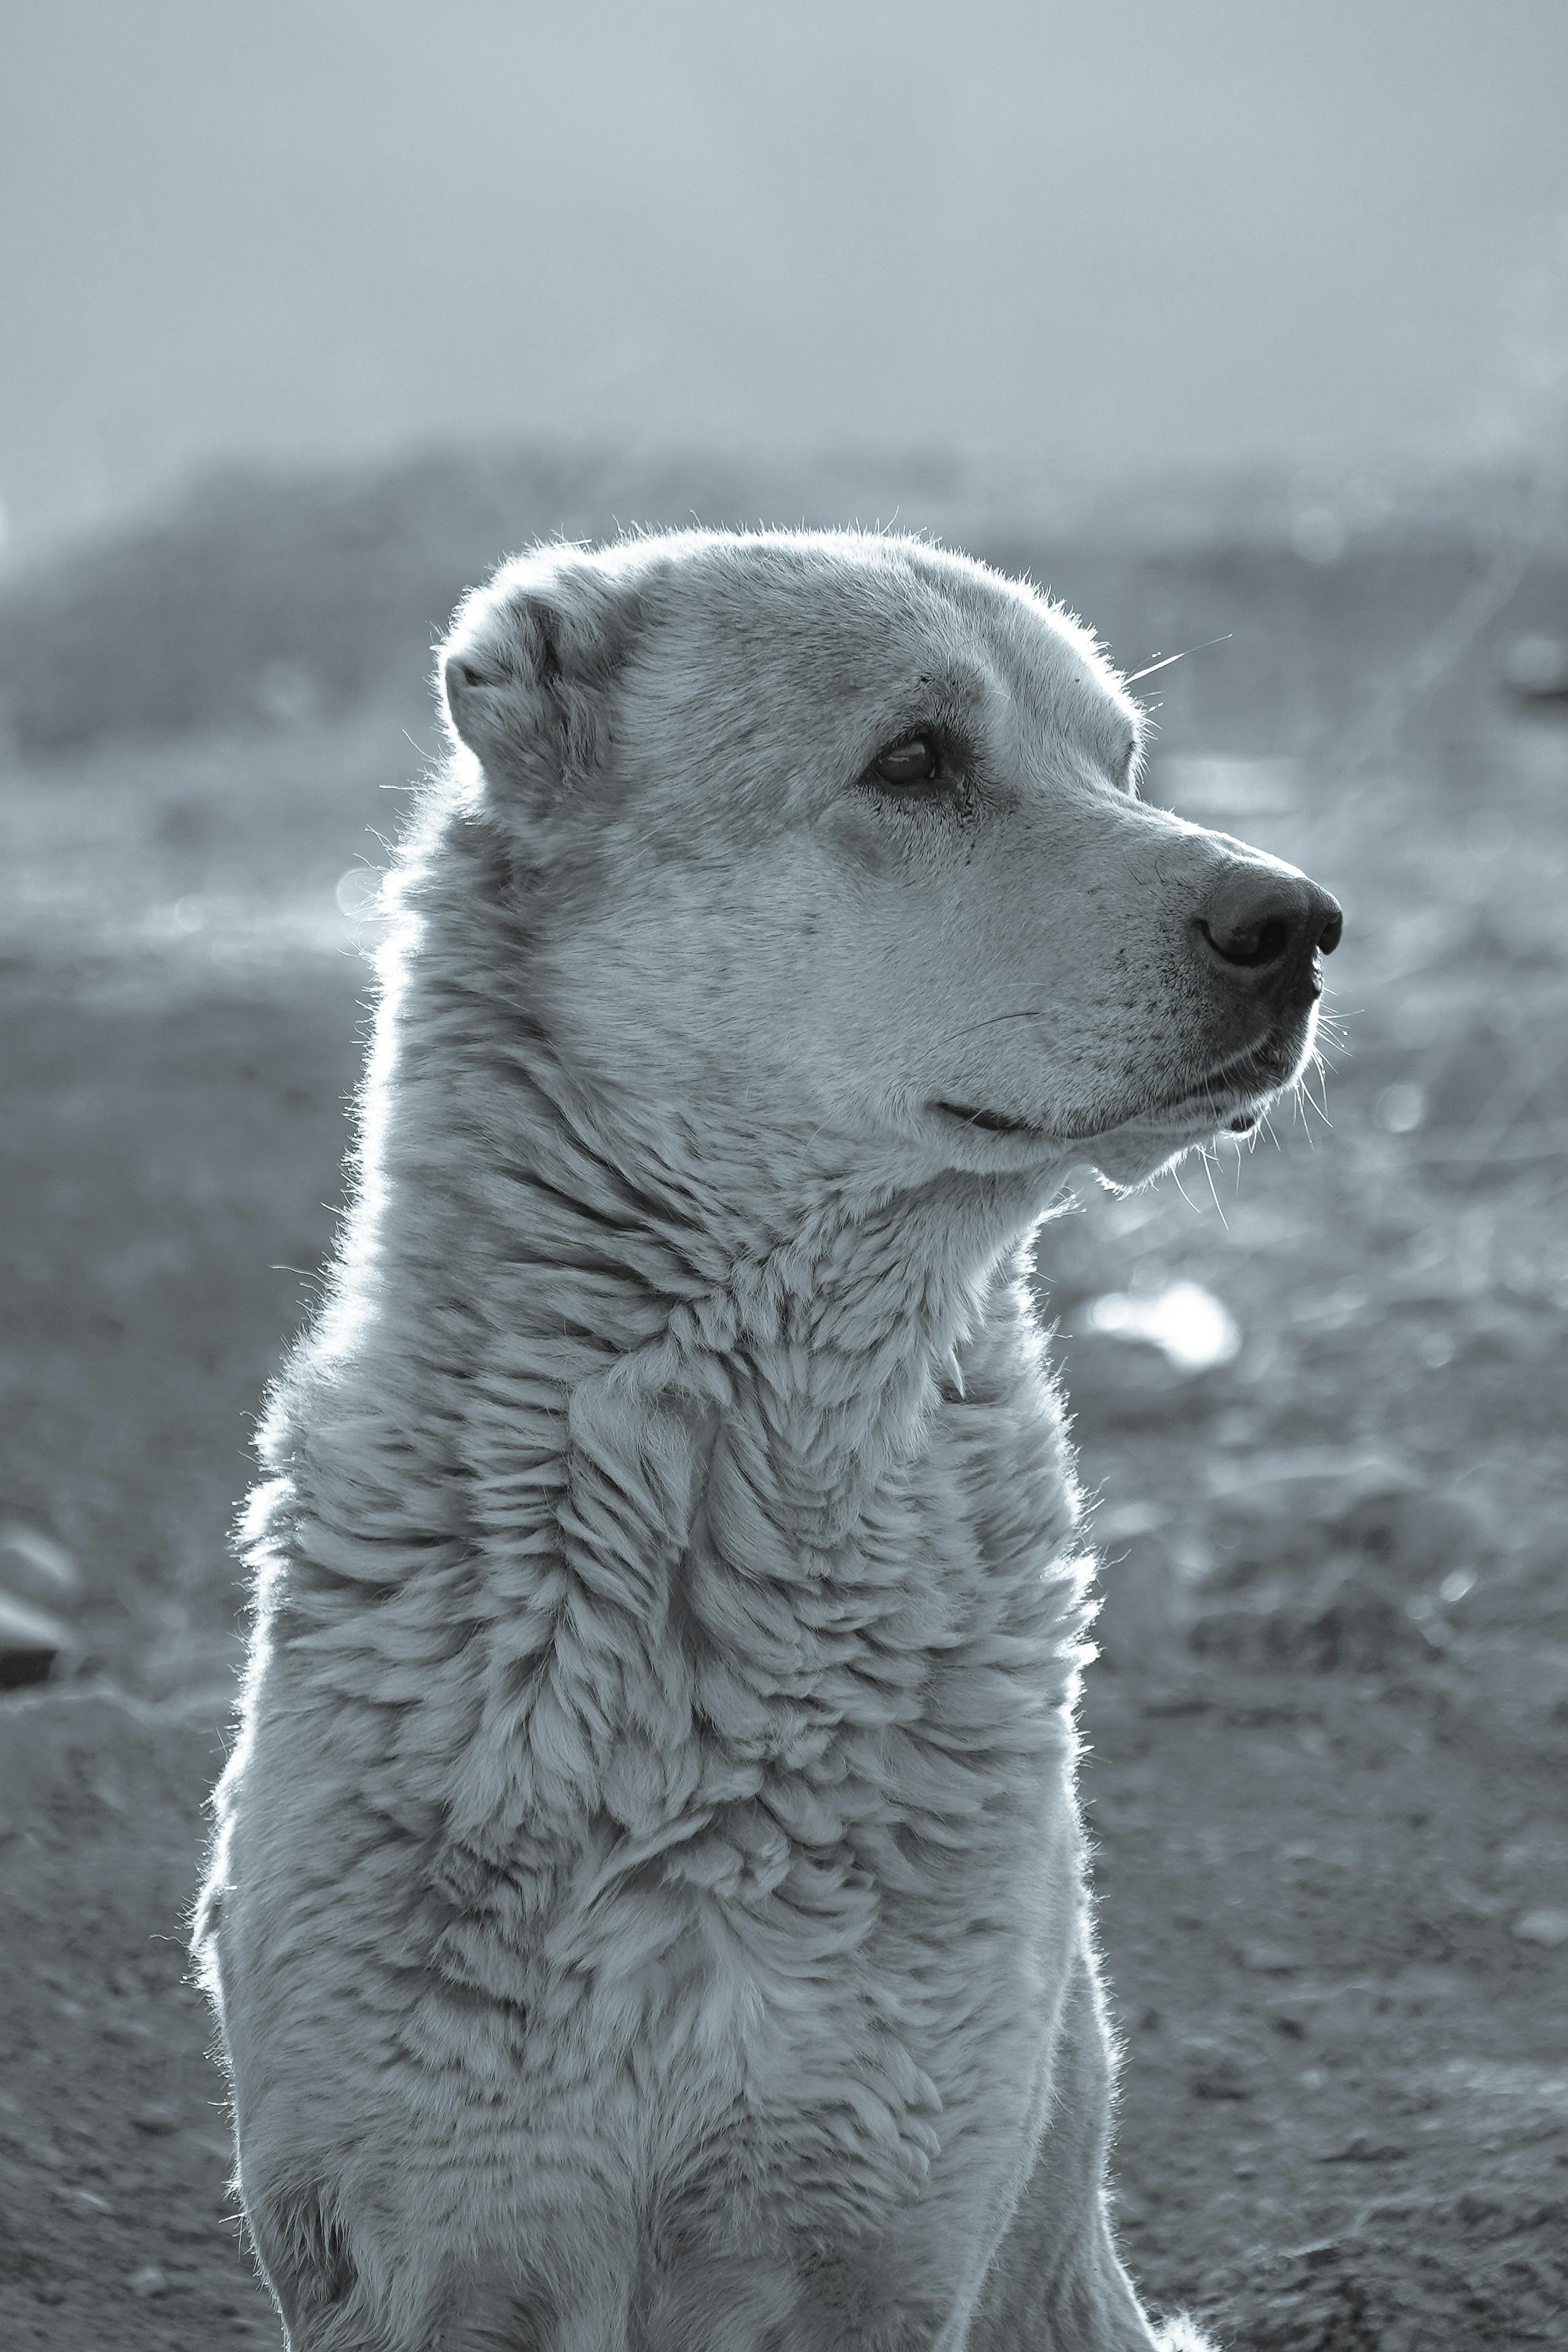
[437,530,1339,1194]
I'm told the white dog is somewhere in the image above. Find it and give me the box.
[197,529,1340,2351]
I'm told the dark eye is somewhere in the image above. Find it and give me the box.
[870,734,941,788]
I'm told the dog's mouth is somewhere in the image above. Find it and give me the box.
[932,1097,1258,1145]
[932,1102,1045,1137]
[932,1036,1299,1148]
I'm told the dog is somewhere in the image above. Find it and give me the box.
[195,527,1341,2351]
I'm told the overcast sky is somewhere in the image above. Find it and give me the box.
[5,0,1568,553]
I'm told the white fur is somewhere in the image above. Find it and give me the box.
[193,529,1311,2350]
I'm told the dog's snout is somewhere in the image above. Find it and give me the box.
[1196,866,1343,996]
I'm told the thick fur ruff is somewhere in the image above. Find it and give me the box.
[184,527,1317,2351]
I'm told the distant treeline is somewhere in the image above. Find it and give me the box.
[0,444,1560,758]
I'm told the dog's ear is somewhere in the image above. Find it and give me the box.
[439,552,644,804]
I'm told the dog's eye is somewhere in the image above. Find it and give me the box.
[870,736,942,788]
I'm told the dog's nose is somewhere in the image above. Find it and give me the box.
[1195,866,1343,997]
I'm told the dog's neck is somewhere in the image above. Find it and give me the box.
[331,841,1060,1431]
[360,953,1054,1488]
[265,887,1079,1857]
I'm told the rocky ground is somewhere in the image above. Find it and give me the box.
[1,527,1565,2348]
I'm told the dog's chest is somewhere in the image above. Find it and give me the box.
[415,1394,1085,2231]
[387,1299,1091,2231]
[479,1740,1078,2251]
[522,1759,1077,2241]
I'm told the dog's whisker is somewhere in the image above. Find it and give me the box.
[1171,1161,1204,1216]
[1122,634,1234,686]
[934,1007,1048,1049]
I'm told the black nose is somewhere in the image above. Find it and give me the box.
[1196,867,1343,992]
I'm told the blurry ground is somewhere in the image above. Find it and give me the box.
[1,498,1566,2349]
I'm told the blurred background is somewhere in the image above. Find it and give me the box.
[7,0,1568,558]
[2,5,1567,2348]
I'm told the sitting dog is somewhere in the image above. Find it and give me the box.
[196,528,1341,2351]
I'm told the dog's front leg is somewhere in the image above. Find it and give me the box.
[966,1942,1210,2352]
